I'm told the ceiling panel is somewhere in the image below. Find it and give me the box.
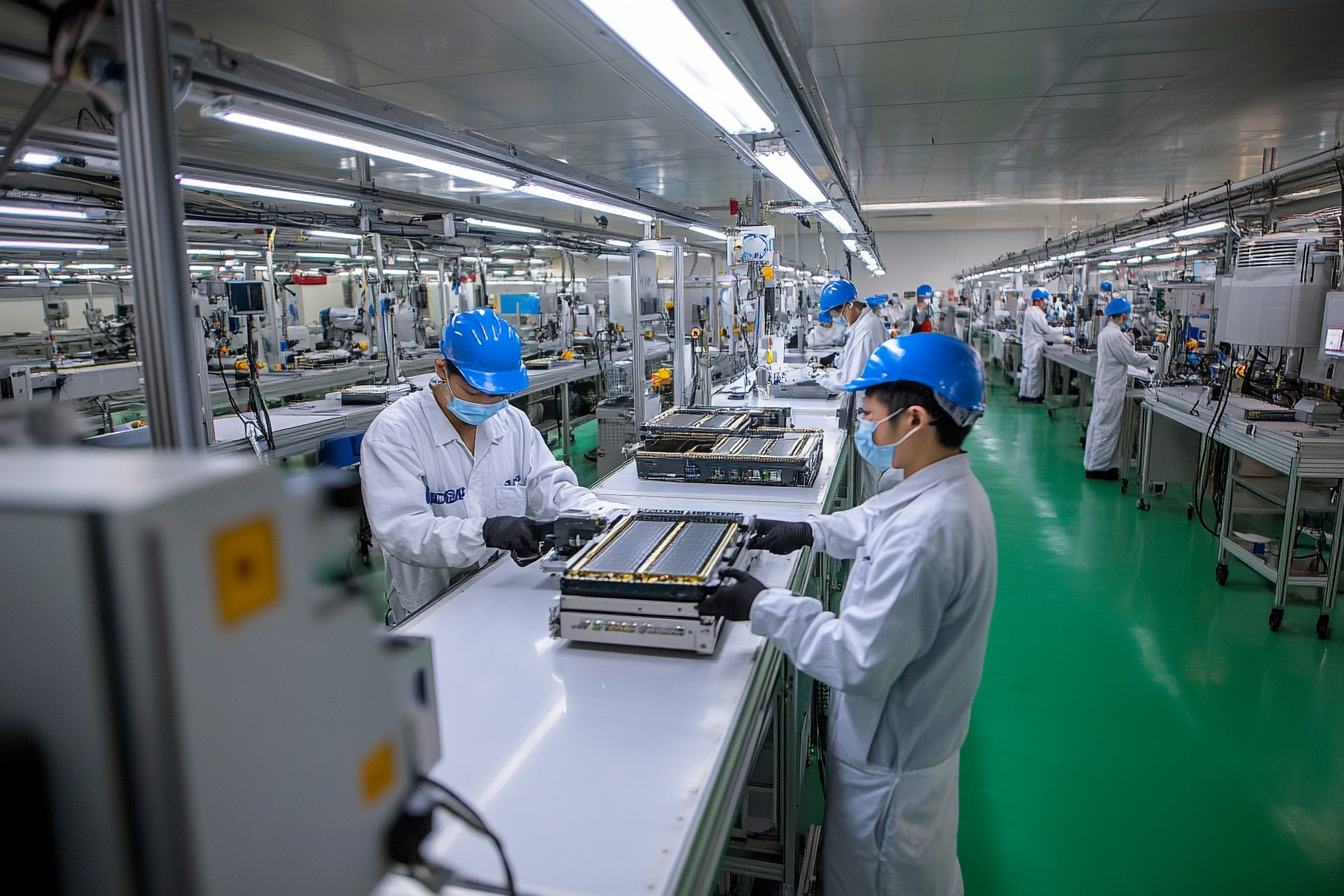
[23,0,1303,233]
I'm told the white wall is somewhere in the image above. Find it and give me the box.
[853,229,1041,299]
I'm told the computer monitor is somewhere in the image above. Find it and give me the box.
[1323,326,1344,358]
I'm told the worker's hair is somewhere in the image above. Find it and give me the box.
[1110,313,1126,322]
[864,380,973,449]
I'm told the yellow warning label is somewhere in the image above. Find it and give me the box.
[361,739,397,804]
[212,517,280,627]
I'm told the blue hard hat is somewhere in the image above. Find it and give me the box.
[916,284,934,297]
[1104,297,1132,317]
[1100,280,1114,292]
[819,279,858,311]
[844,333,986,426]
[439,308,529,394]
[866,294,884,307]
[1031,287,1050,300]
[818,309,833,324]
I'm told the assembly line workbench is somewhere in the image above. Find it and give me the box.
[1042,345,1096,432]
[391,389,851,896]
[201,359,603,460]
[1141,385,1344,635]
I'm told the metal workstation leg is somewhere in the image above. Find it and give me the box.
[1270,457,1303,630]
[561,381,572,465]
[1317,478,1344,640]
[1214,449,1237,585]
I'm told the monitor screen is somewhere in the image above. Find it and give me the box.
[1324,327,1344,357]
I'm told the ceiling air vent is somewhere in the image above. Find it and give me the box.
[1235,239,1300,269]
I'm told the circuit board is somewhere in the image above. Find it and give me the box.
[641,405,792,436]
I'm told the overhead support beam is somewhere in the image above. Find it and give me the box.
[116,0,209,450]
[959,145,1344,278]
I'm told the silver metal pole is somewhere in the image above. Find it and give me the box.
[116,0,206,450]
[672,239,687,405]
[436,258,448,331]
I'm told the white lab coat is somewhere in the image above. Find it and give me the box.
[817,308,892,500]
[750,453,998,896]
[1018,305,1066,399]
[1084,321,1151,472]
[360,387,620,621]
[807,322,845,349]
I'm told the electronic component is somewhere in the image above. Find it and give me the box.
[1243,408,1297,422]
[549,510,753,654]
[340,383,412,405]
[636,428,824,486]
[641,405,791,436]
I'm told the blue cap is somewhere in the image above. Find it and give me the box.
[1100,280,1114,292]
[439,308,529,394]
[866,294,885,307]
[843,333,986,426]
[817,309,833,324]
[916,284,934,297]
[1031,288,1050,300]
[819,279,858,311]
[1104,297,1132,317]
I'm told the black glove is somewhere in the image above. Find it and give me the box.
[698,568,766,621]
[482,516,542,565]
[750,519,813,555]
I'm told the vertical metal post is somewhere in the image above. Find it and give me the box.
[263,245,282,370]
[672,240,688,405]
[115,0,206,450]
[436,258,449,330]
[372,233,399,384]
[631,249,647,427]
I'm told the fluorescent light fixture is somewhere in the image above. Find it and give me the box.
[1154,252,1180,260]
[1172,221,1226,237]
[209,110,517,190]
[1133,236,1170,249]
[575,0,773,135]
[689,224,727,240]
[0,239,109,250]
[187,248,262,257]
[1125,256,1143,263]
[17,150,61,167]
[520,184,652,222]
[598,253,630,262]
[874,268,886,276]
[0,204,90,220]
[296,252,374,261]
[1097,261,1118,267]
[5,274,41,281]
[307,230,363,241]
[178,176,357,208]
[820,209,855,234]
[521,258,549,266]
[189,264,218,271]
[606,239,633,248]
[459,256,487,263]
[697,252,712,258]
[756,149,827,205]
[465,217,543,234]
[862,196,1156,211]
[65,263,118,270]
[184,219,265,230]
[1108,245,1134,254]
[841,238,858,252]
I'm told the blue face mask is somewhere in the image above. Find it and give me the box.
[444,378,508,425]
[855,408,920,471]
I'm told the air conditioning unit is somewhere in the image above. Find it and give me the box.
[1219,234,1337,347]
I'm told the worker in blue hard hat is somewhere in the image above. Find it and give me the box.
[1084,296,1154,480]
[361,307,623,622]
[1018,287,1067,402]
[908,284,935,333]
[701,333,996,896]
[815,278,895,499]
[807,307,845,349]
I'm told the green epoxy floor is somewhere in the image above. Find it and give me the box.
[960,377,1344,895]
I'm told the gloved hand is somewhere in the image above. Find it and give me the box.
[482,516,542,566]
[750,519,813,555]
[698,568,766,621]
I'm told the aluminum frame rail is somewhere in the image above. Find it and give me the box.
[959,145,1344,279]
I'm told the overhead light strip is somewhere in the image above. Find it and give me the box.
[519,184,652,222]
[575,0,774,135]
[178,176,358,208]
[0,239,109,250]
[755,149,827,205]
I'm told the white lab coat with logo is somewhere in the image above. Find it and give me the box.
[750,453,998,896]
[360,387,620,621]
[1084,321,1152,472]
[1018,305,1066,399]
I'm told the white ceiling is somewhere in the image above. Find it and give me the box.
[5,0,1344,237]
